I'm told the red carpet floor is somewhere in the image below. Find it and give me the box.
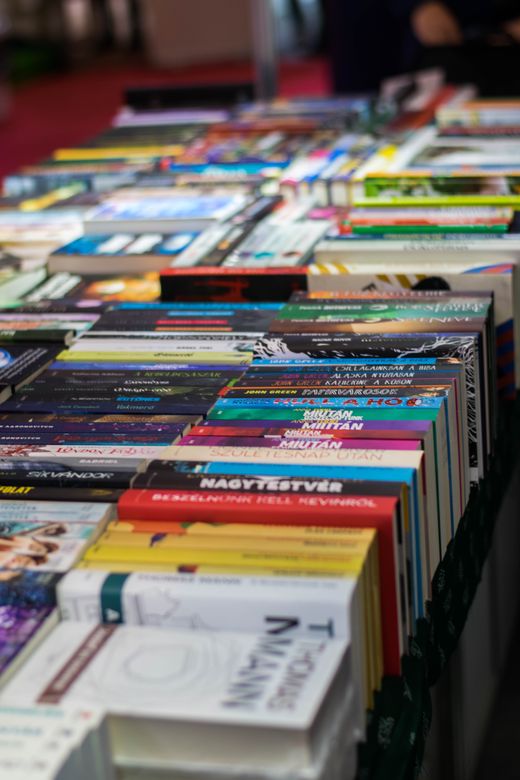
[0,56,330,180]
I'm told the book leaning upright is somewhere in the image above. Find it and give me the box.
[0,621,351,777]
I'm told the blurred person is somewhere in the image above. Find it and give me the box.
[92,0,142,51]
[327,0,520,93]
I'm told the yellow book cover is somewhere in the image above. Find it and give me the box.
[108,520,374,540]
[96,529,376,555]
[84,543,369,570]
[75,559,359,578]
[53,145,185,161]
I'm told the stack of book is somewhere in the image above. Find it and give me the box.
[0,704,113,779]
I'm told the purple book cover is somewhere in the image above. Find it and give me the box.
[197,419,432,433]
[0,604,53,673]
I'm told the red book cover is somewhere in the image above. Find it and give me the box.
[118,488,402,674]
[160,267,308,277]
[160,267,308,303]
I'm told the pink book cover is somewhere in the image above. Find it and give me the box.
[178,435,421,451]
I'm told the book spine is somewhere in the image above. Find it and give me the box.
[83,542,366,570]
[131,469,402,496]
[0,330,74,344]
[117,488,393,525]
[0,470,131,489]
[56,569,353,644]
[177,435,420,451]
[161,444,424,467]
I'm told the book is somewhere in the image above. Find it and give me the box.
[0,344,61,391]
[0,456,146,473]
[52,351,251,366]
[0,476,124,495]
[0,500,114,525]
[48,232,199,274]
[57,568,372,716]
[0,413,201,425]
[0,704,112,780]
[351,172,520,206]
[160,266,309,303]
[0,430,184,446]
[347,206,513,230]
[57,568,355,638]
[88,301,283,334]
[83,194,249,234]
[0,394,221,416]
[0,608,59,688]
[0,444,176,460]
[45,367,242,383]
[221,220,330,268]
[0,329,76,346]
[0,569,61,609]
[0,520,99,572]
[26,271,161,304]
[0,621,352,771]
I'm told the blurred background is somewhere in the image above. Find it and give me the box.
[0,0,332,177]
[2,0,520,177]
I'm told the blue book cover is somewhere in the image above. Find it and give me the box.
[52,232,197,258]
[88,195,246,222]
[212,396,445,409]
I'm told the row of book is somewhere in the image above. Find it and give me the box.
[0,284,495,777]
[0,91,517,779]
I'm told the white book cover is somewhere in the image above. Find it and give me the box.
[0,704,105,758]
[166,444,424,469]
[68,339,256,354]
[57,569,355,638]
[0,501,113,524]
[0,621,347,731]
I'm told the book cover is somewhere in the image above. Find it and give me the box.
[0,569,61,609]
[49,233,199,274]
[0,500,114,525]
[0,445,175,460]
[83,194,248,234]
[57,568,355,640]
[0,344,61,391]
[0,621,350,764]
[0,521,97,572]
[0,413,201,425]
[190,420,433,435]
[160,267,309,303]
[177,435,421,451]
[0,482,124,499]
